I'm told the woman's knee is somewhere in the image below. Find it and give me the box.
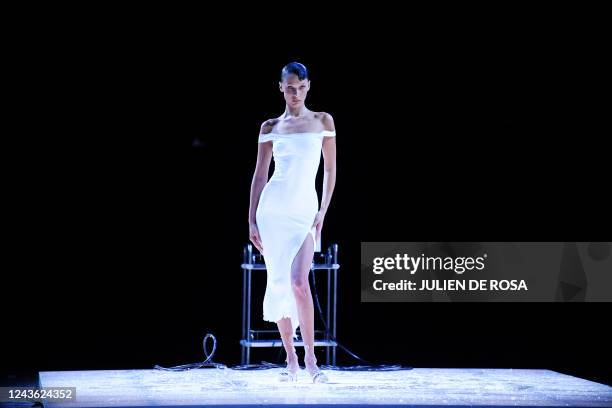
[292,278,309,297]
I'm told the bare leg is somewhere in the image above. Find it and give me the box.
[290,234,315,359]
[276,317,299,371]
[290,234,327,382]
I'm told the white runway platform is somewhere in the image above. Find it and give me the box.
[38,367,612,407]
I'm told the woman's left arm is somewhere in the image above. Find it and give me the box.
[319,133,337,215]
[312,114,337,238]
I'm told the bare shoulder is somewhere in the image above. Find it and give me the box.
[260,118,279,134]
[315,112,335,131]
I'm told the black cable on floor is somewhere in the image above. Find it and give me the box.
[154,333,226,371]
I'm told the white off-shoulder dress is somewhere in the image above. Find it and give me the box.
[255,129,336,340]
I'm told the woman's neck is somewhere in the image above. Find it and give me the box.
[283,105,309,118]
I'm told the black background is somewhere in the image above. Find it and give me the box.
[3,10,610,387]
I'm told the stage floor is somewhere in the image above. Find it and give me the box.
[38,367,612,407]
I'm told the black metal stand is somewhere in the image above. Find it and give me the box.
[240,243,340,365]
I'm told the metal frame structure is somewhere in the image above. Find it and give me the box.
[240,243,340,365]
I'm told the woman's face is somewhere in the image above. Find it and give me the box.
[279,74,310,108]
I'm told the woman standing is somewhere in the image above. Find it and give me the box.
[248,62,337,383]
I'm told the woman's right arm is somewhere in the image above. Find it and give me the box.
[248,142,272,224]
[248,126,273,253]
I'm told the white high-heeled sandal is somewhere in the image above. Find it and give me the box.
[278,365,299,382]
[279,348,299,382]
[304,345,329,383]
